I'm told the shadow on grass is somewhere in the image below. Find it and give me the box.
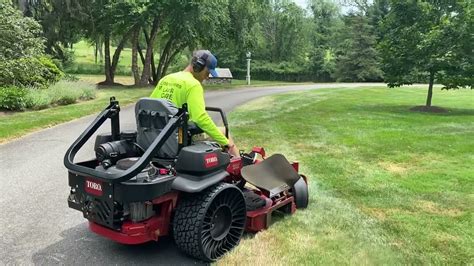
[353,104,474,116]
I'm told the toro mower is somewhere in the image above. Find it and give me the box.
[64,97,309,262]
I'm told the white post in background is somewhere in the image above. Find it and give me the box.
[246,51,251,85]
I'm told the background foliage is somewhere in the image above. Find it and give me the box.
[1,0,473,109]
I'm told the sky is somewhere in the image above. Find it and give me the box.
[293,0,308,9]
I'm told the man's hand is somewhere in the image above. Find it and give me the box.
[221,144,235,153]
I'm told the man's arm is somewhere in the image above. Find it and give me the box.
[187,85,229,145]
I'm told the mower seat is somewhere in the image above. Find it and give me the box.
[241,154,300,197]
[135,98,179,159]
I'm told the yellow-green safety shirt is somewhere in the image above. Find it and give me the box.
[150,71,229,145]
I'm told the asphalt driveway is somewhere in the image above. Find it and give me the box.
[0,83,384,264]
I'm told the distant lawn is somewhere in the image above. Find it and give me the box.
[65,40,137,75]
[220,87,473,264]
[77,74,138,86]
[204,79,308,90]
[0,87,151,143]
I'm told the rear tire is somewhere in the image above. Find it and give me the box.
[173,183,247,262]
[292,177,309,209]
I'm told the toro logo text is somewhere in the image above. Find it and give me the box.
[204,153,219,168]
[85,178,103,196]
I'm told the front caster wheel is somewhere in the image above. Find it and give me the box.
[173,183,247,262]
[292,176,309,209]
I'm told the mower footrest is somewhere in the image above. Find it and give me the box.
[241,154,300,197]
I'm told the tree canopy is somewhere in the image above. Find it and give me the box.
[379,0,473,106]
[0,3,44,60]
[5,0,473,103]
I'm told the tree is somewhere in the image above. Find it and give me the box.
[257,0,308,63]
[379,1,473,107]
[151,0,230,82]
[13,0,86,63]
[0,4,63,88]
[333,14,383,81]
[205,0,263,69]
[308,0,341,80]
[0,3,44,60]
[367,0,390,42]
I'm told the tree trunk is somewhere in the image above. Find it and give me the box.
[103,33,113,84]
[140,17,160,85]
[143,29,158,84]
[102,29,132,85]
[94,40,98,64]
[162,48,183,77]
[137,43,146,66]
[426,71,435,107]
[98,40,103,63]
[53,43,65,62]
[156,37,175,81]
[150,49,157,84]
[131,26,141,85]
[103,27,134,85]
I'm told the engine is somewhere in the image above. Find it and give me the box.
[94,131,139,168]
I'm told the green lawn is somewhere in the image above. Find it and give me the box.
[65,40,137,75]
[0,86,152,143]
[219,87,473,265]
[204,79,308,90]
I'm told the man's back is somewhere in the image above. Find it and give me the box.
[150,71,228,146]
[150,71,201,108]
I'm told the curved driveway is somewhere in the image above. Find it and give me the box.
[0,83,383,265]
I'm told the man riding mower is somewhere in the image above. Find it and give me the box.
[64,97,309,262]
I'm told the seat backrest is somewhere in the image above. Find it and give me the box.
[135,98,178,158]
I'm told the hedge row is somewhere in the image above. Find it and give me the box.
[0,80,96,111]
[230,61,331,82]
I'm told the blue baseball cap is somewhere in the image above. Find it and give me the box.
[193,50,219,77]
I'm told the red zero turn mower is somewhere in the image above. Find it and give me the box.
[64,97,309,262]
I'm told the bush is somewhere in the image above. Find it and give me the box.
[0,86,28,110]
[231,61,320,82]
[1,81,96,111]
[48,80,96,105]
[62,73,80,82]
[24,88,51,110]
[0,4,44,60]
[0,57,64,88]
[38,56,64,84]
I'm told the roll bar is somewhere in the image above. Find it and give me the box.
[64,97,188,183]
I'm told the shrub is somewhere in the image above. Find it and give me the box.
[1,81,96,111]
[24,88,51,110]
[0,4,44,60]
[0,57,64,88]
[38,56,64,84]
[232,61,318,82]
[0,86,28,110]
[62,73,79,82]
[48,80,96,105]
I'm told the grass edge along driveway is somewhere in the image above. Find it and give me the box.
[0,87,152,143]
[219,87,473,265]
[0,79,310,144]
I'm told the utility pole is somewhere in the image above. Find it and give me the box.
[246,51,251,85]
